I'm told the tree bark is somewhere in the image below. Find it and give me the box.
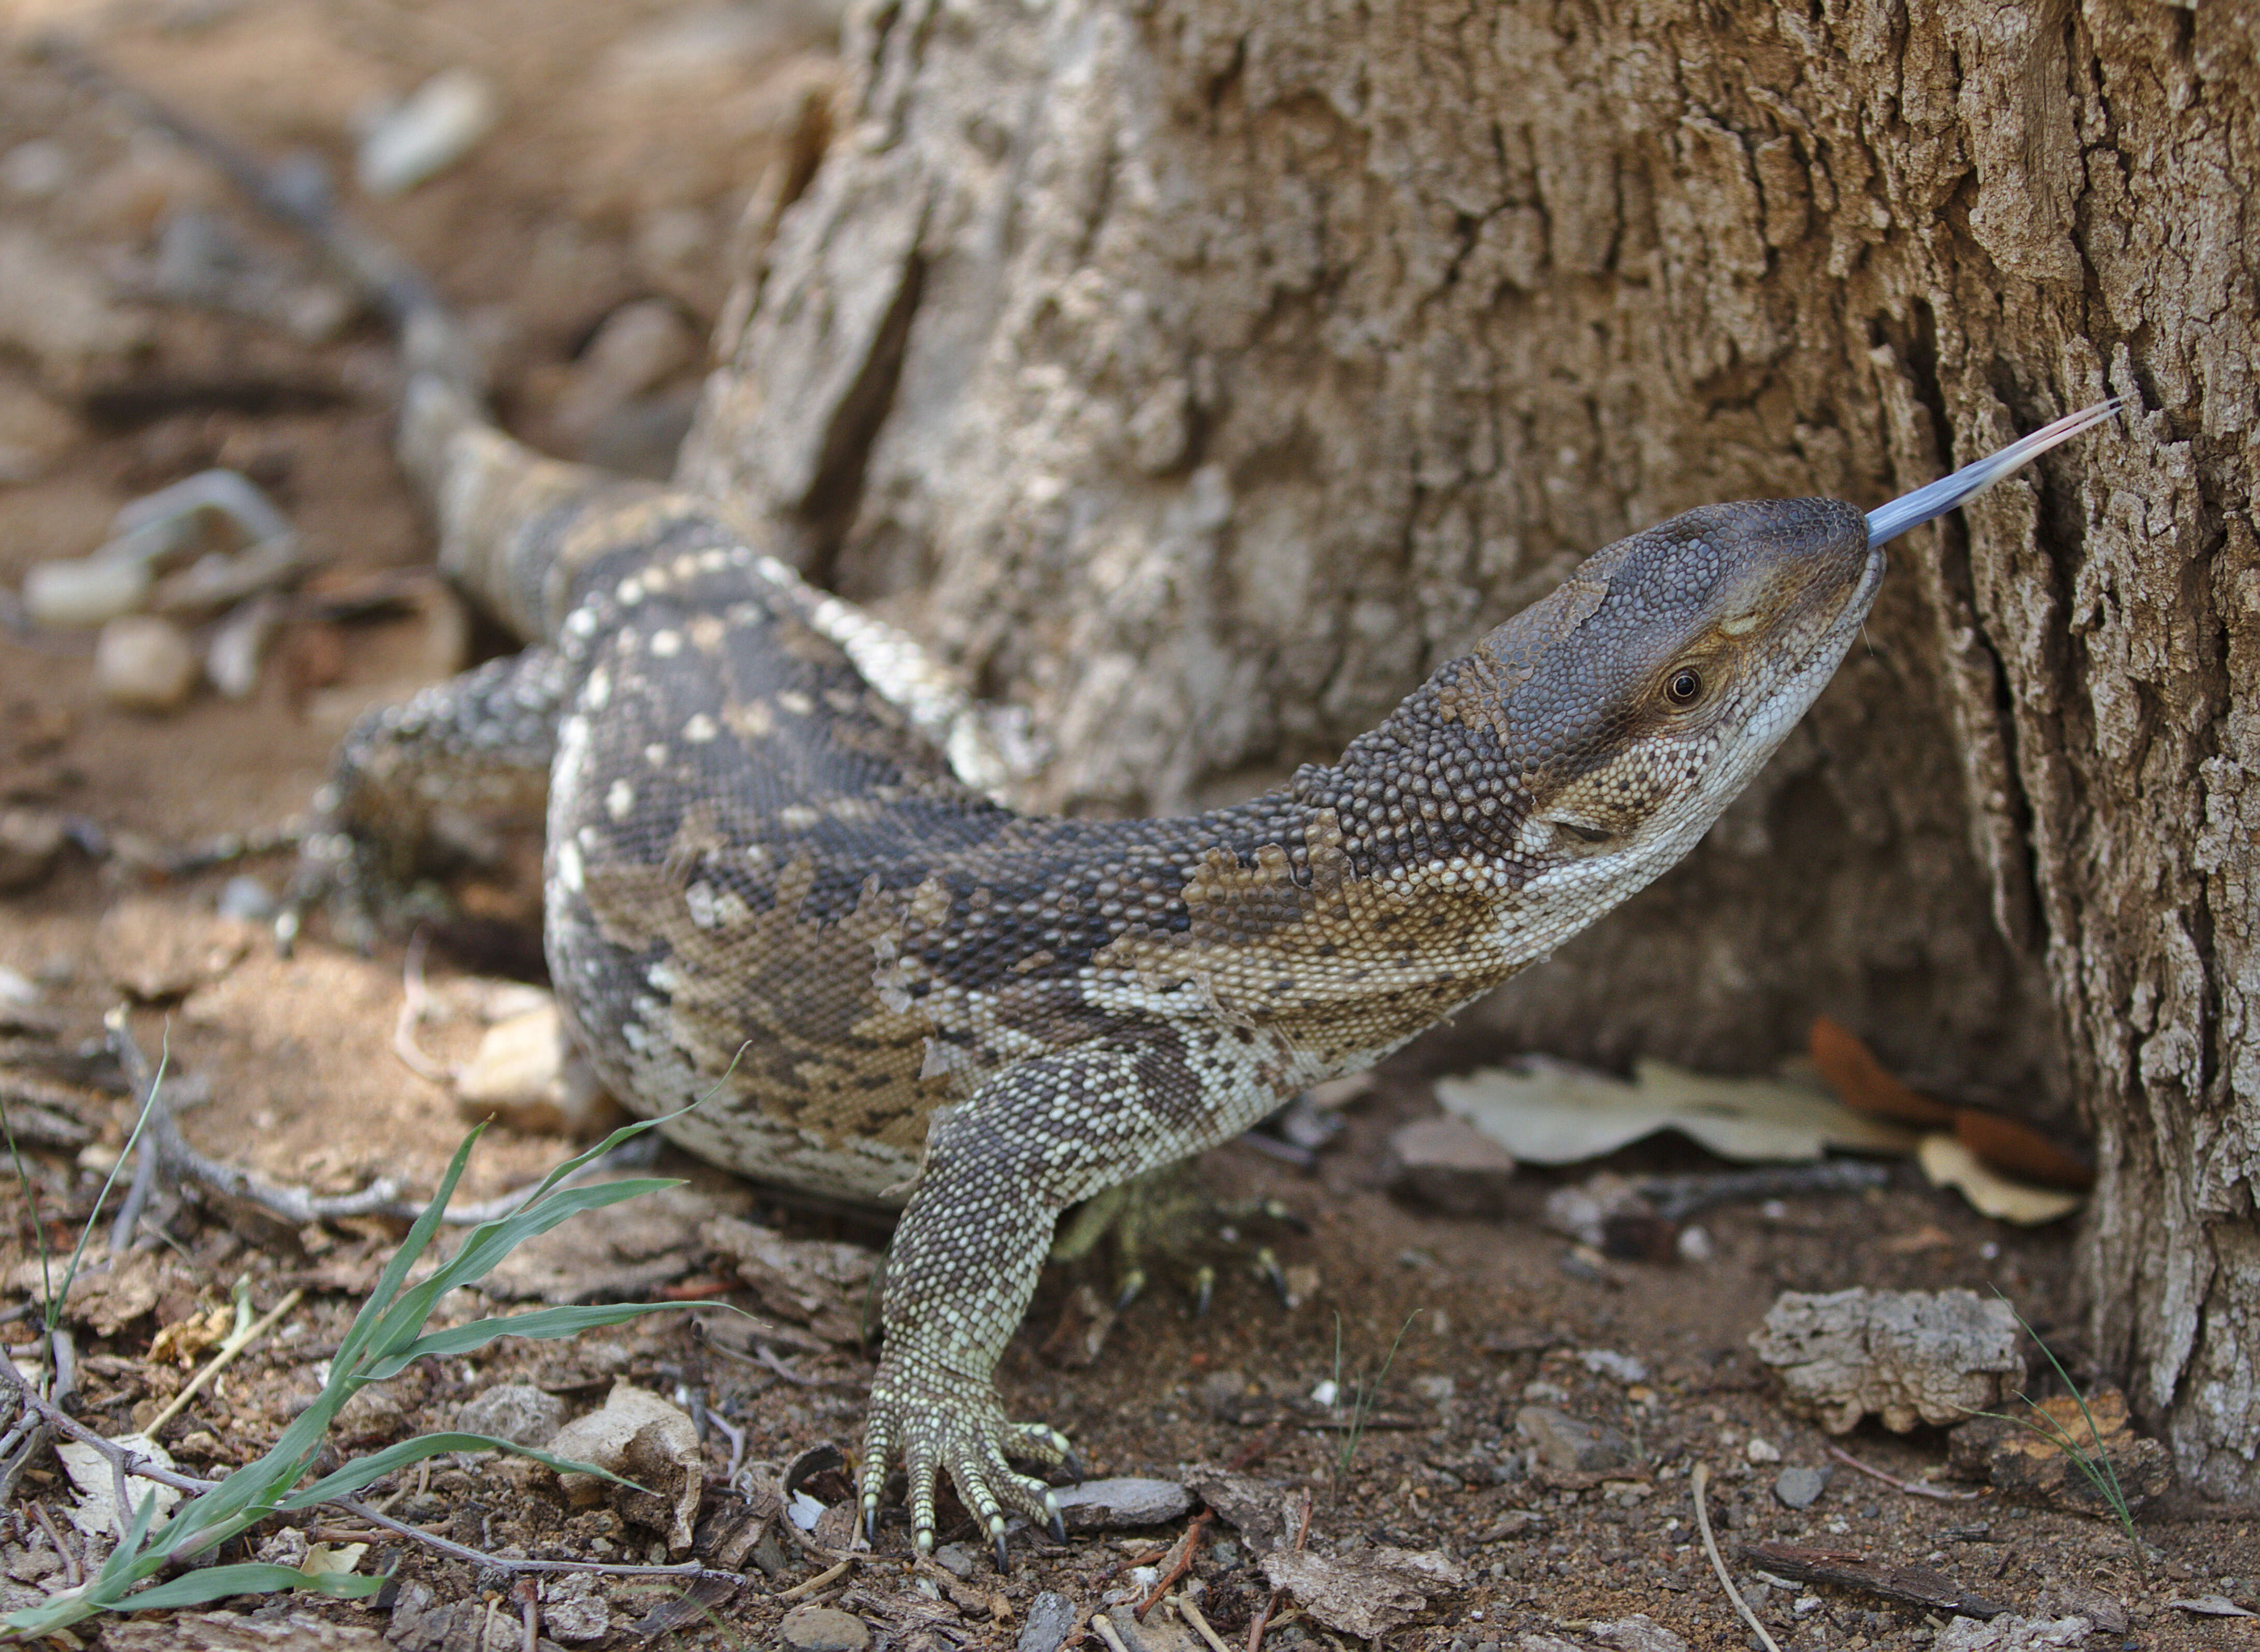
[679,0,2260,1498]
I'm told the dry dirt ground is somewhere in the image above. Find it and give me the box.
[0,3,2252,1650]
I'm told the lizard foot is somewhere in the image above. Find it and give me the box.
[857,1370,1073,1568]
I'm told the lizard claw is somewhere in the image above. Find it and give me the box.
[859,1365,1072,1563]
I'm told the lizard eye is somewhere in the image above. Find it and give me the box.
[1665,666,1705,707]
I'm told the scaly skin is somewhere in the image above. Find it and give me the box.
[298,391,1883,1560]
[76,38,2118,1574]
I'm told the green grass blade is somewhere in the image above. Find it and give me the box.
[353,1178,683,1370]
[330,1124,488,1374]
[358,1301,693,1381]
[277,1431,649,1508]
[121,1564,386,1611]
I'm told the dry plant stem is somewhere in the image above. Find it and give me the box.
[145,1287,304,1436]
[1824,1442,1982,1502]
[775,1557,852,1600]
[330,1497,751,1584]
[392,930,450,1083]
[1091,1613,1136,1652]
[0,1356,218,1496]
[513,1576,539,1652]
[1176,1595,1236,1652]
[1693,1462,1782,1652]
[27,1499,80,1589]
[1136,1510,1210,1619]
[105,1017,617,1228]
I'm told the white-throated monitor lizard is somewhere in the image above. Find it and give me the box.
[65,48,2120,1572]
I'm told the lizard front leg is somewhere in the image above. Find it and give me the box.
[859,1027,1296,1566]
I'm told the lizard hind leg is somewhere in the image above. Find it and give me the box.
[278,644,566,954]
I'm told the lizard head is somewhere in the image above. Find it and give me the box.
[1310,400,2119,964]
[1464,495,1880,907]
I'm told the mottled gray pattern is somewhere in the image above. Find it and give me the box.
[292,386,1879,1563]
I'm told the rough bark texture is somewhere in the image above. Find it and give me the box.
[678,0,2260,1497]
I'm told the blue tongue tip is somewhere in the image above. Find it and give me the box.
[1865,398,2125,549]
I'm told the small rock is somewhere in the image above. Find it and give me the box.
[1934,1614,2096,1650]
[1675,1223,1714,1262]
[1745,1436,1782,1463]
[457,1001,584,1132]
[0,379,77,484]
[2169,1595,2258,1618]
[358,68,500,196]
[779,1604,871,1652]
[94,896,251,1000]
[1589,1615,1692,1652]
[215,875,277,923]
[1386,1114,1520,1216]
[1261,1544,1465,1638]
[0,226,148,387]
[537,1572,610,1643]
[96,615,199,711]
[1054,1476,1195,1531]
[0,808,67,892]
[1018,1591,1078,1652]
[547,1381,703,1552]
[1580,1348,1649,1384]
[931,1541,976,1578]
[1749,1286,2025,1433]
[1773,1466,1828,1507]
[1515,1405,1634,1476]
[23,554,151,627]
[333,1381,421,1446]
[2035,1583,2125,1634]
[455,1382,568,1448]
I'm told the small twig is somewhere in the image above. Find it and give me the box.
[776,1556,852,1600]
[1135,1510,1210,1620]
[514,1575,539,1652]
[392,930,451,1083]
[27,1499,80,1589]
[331,1497,751,1584]
[1177,1595,1237,1652]
[104,1014,627,1227]
[145,1287,304,1436]
[1092,1612,1136,1652]
[1823,1442,1982,1502]
[1692,1462,1781,1652]
[0,1358,221,1495]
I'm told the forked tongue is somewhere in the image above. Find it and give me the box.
[1865,399,2123,549]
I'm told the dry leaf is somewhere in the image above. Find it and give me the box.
[1918,1136,2082,1225]
[1809,1016,1955,1127]
[58,1432,180,1538]
[1436,1056,1913,1165]
[1952,1111,2093,1191]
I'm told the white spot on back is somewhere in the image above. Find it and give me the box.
[607,778,635,820]
[683,713,718,742]
[556,838,584,893]
[651,629,683,657]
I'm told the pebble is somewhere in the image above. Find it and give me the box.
[1580,1348,1649,1384]
[1051,1476,1194,1531]
[1385,1114,1519,1216]
[1516,1404,1635,1474]
[215,876,276,923]
[1018,1592,1078,1652]
[0,809,66,892]
[95,615,199,710]
[358,68,500,196]
[1774,1466,1829,1508]
[455,1383,568,1448]
[23,555,151,628]
[779,1604,870,1652]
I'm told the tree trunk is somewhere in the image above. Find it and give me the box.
[678,0,2260,1498]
